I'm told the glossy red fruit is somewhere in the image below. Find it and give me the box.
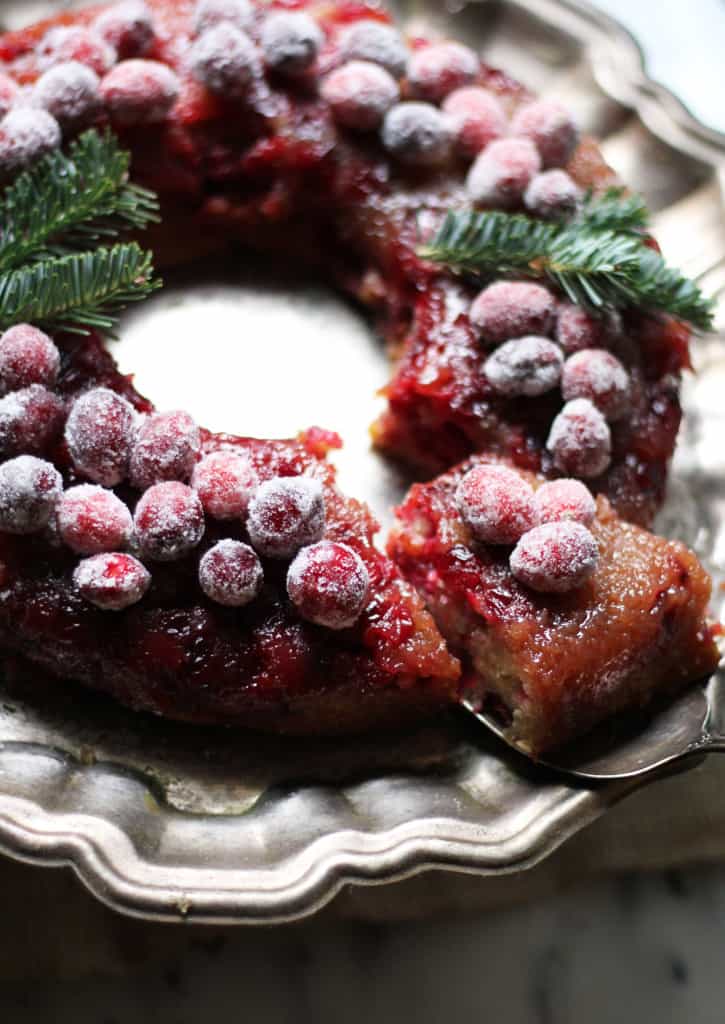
[287,540,370,629]
[198,539,263,607]
[456,463,537,545]
[510,520,598,593]
[73,551,151,610]
[133,481,205,562]
[65,387,136,486]
[58,484,133,555]
[0,325,60,395]
[547,398,612,479]
[407,41,478,103]
[100,59,180,123]
[322,60,399,131]
[191,449,258,520]
[0,455,62,534]
[534,478,596,527]
[129,410,201,489]
[466,136,541,208]
[469,281,557,346]
[247,476,325,559]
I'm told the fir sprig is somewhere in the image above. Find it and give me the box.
[577,186,649,235]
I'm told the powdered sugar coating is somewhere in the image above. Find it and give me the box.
[561,348,631,422]
[0,325,60,395]
[0,385,65,457]
[198,539,263,607]
[191,450,258,520]
[73,551,150,610]
[466,136,541,207]
[510,99,579,169]
[406,41,478,103]
[65,387,137,486]
[247,475,325,559]
[261,12,323,76]
[93,1,155,59]
[547,398,612,479]
[524,168,581,220]
[441,86,507,160]
[484,336,563,397]
[192,0,254,35]
[133,481,205,562]
[510,520,599,593]
[100,59,180,124]
[0,455,62,534]
[469,281,557,346]
[190,23,260,97]
[58,484,133,555]
[0,73,19,119]
[322,61,399,132]
[129,409,201,490]
[534,478,596,527]
[381,101,452,167]
[37,26,116,77]
[555,302,606,353]
[33,61,102,130]
[456,463,537,545]
[0,108,61,178]
[339,20,409,79]
[287,540,370,629]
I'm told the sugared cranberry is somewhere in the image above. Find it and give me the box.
[510,521,598,593]
[456,463,537,545]
[441,86,507,159]
[133,481,205,562]
[38,26,116,77]
[561,348,631,422]
[192,0,254,35]
[58,484,133,555]
[247,476,325,559]
[261,12,322,76]
[0,73,18,119]
[65,387,136,486]
[73,551,150,611]
[0,385,64,457]
[100,59,180,124]
[190,23,260,98]
[547,398,612,479]
[33,61,102,131]
[287,540,370,629]
[0,455,62,534]
[510,99,579,169]
[406,41,478,103]
[534,478,596,526]
[381,101,452,167]
[524,168,581,220]
[555,302,605,353]
[322,61,399,132]
[191,449,258,520]
[339,20,409,79]
[469,281,557,346]
[129,410,201,490]
[0,324,59,395]
[198,539,263,607]
[94,1,155,59]
[0,108,61,178]
[466,136,541,207]
[484,336,563,397]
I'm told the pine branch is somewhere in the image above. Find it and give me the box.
[578,187,649,235]
[0,130,160,273]
[0,243,162,334]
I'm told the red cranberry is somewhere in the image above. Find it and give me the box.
[134,481,205,562]
[441,86,507,159]
[322,61,399,131]
[100,59,180,124]
[547,398,612,479]
[0,385,65,457]
[198,539,263,607]
[484,336,563,397]
[524,168,581,220]
[470,281,557,346]
[287,540,370,629]
[0,324,60,395]
[0,108,61,178]
[561,348,631,422]
[381,101,452,167]
[0,73,19,119]
[510,99,579,169]
[129,410,201,490]
[406,41,478,103]
[555,302,606,353]
[466,136,541,207]
[94,1,155,59]
[534,478,596,527]
[339,20,409,79]
[190,23,260,98]
[456,463,537,545]
[191,449,258,520]
[192,0,254,35]
[65,387,137,486]
[0,455,62,534]
[33,61,102,131]
[510,521,598,593]
[73,551,150,611]
[38,26,116,77]
[247,476,325,559]
[58,484,133,555]
[261,12,323,76]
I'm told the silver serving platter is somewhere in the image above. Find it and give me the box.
[0,0,723,924]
